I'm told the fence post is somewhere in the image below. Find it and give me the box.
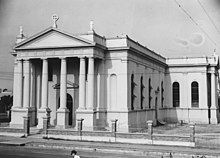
[23,116,30,137]
[111,119,118,132]
[77,118,84,131]
[147,120,153,140]
[77,118,84,140]
[189,122,195,142]
[111,119,118,142]
[43,116,50,137]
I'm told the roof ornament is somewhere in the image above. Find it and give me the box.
[19,26,23,36]
[89,20,94,32]
[16,26,26,44]
[52,14,59,28]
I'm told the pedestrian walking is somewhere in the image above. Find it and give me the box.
[71,150,80,158]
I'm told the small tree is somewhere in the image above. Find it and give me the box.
[0,95,13,112]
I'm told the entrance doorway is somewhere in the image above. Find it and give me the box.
[67,94,73,126]
[58,93,73,126]
[155,97,158,122]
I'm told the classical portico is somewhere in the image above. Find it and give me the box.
[10,16,105,129]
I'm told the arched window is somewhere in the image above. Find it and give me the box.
[173,82,180,107]
[191,81,199,107]
[161,81,164,108]
[140,76,144,109]
[149,78,152,108]
[131,74,135,110]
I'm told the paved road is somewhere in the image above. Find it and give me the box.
[0,146,153,158]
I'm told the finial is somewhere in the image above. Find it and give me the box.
[16,26,25,44]
[89,20,94,32]
[19,26,23,35]
[52,14,59,28]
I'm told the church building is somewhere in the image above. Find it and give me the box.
[10,16,220,132]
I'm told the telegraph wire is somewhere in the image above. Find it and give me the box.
[173,0,219,49]
[197,0,220,38]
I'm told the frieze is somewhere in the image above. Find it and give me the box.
[15,48,104,59]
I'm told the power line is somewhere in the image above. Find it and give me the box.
[197,0,220,38]
[173,0,219,50]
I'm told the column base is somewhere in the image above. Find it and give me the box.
[56,108,69,129]
[76,109,96,131]
[210,108,218,124]
[10,108,31,128]
[29,107,37,127]
[37,108,51,129]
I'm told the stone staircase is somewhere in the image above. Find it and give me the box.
[29,127,43,136]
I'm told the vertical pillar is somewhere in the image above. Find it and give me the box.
[37,58,51,129]
[78,57,86,110]
[23,116,30,136]
[77,118,84,131]
[60,57,67,109]
[30,63,36,126]
[12,59,18,109]
[43,116,49,136]
[30,62,36,108]
[97,59,105,110]
[10,59,25,127]
[87,57,94,110]
[147,120,153,140]
[23,59,30,109]
[211,71,217,109]
[57,57,69,129]
[41,58,48,109]
[210,70,218,124]
[111,119,118,132]
[17,59,23,108]
[189,123,195,142]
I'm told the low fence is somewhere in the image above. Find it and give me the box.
[45,120,195,147]
[194,124,220,149]
[0,116,219,149]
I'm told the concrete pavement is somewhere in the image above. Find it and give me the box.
[0,133,219,158]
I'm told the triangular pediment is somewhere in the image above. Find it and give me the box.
[15,27,94,50]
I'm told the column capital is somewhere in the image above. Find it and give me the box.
[23,59,30,62]
[59,57,66,60]
[17,58,23,62]
[41,57,48,60]
[79,57,86,60]
[88,56,95,59]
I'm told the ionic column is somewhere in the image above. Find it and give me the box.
[12,59,18,109]
[17,59,23,108]
[41,58,48,109]
[59,57,67,109]
[211,71,217,108]
[87,57,94,110]
[78,57,86,110]
[30,62,36,108]
[23,59,31,108]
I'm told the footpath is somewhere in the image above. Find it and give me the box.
[0,132,219,158]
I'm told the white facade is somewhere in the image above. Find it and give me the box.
[10,23,220,132]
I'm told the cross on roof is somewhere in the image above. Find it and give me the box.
[52,14,59,28]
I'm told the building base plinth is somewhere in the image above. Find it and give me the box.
[37,108,51,129]
[56,108,69,129]
[210,109,218,124]
[10,108,31,128]
[76,110,96,131]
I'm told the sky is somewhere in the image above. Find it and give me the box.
[1,0,220,90]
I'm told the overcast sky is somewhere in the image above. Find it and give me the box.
[1,0,220,90]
